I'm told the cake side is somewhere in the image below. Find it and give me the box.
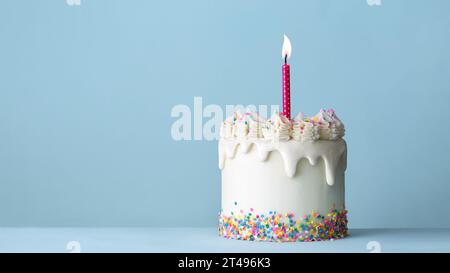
[218,109,348,242]
[219,139,347,242]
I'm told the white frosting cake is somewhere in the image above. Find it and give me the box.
[218,109,348,242]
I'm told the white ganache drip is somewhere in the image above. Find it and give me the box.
[218,138,347,186]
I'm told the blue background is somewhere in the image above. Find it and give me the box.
[1,0,449,228]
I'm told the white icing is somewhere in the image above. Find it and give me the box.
[221,146,345,217]
[261,111,291,141]
[220,111,265,140]
[312,109,345,140]
[220,109,345,142]
[292,113,320,142]
[220,113,237,139]
[246,112,264,139]
[219,138,347,186]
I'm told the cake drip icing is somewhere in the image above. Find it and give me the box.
[218,139,347,186]
[220,109,345,142]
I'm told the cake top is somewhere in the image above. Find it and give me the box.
[220,109,345,142]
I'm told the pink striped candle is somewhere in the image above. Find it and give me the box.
[282,62,290,120]
[281,35,292,120]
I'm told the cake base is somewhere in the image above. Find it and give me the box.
[218,208,348,242]
[219,139,348,242]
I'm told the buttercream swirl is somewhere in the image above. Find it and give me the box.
[292,113,320,142]
[220,109,345,142]
[311,109,345,140]
[221,111,265,140]
[262,111,291,142]
[220,112,238,139]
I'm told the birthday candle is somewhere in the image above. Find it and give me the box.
[281,35,292,120]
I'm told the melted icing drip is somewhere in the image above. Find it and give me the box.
[218,139,347,186]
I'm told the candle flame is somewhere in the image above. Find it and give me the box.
[282,34,292,60]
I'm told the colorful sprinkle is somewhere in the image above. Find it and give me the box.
[218,208,348,242]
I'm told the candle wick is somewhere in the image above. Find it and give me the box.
[284,54,287,64]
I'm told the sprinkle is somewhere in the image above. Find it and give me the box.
[218,208,348,242]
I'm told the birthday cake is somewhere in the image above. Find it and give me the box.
[218,36,348,242]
